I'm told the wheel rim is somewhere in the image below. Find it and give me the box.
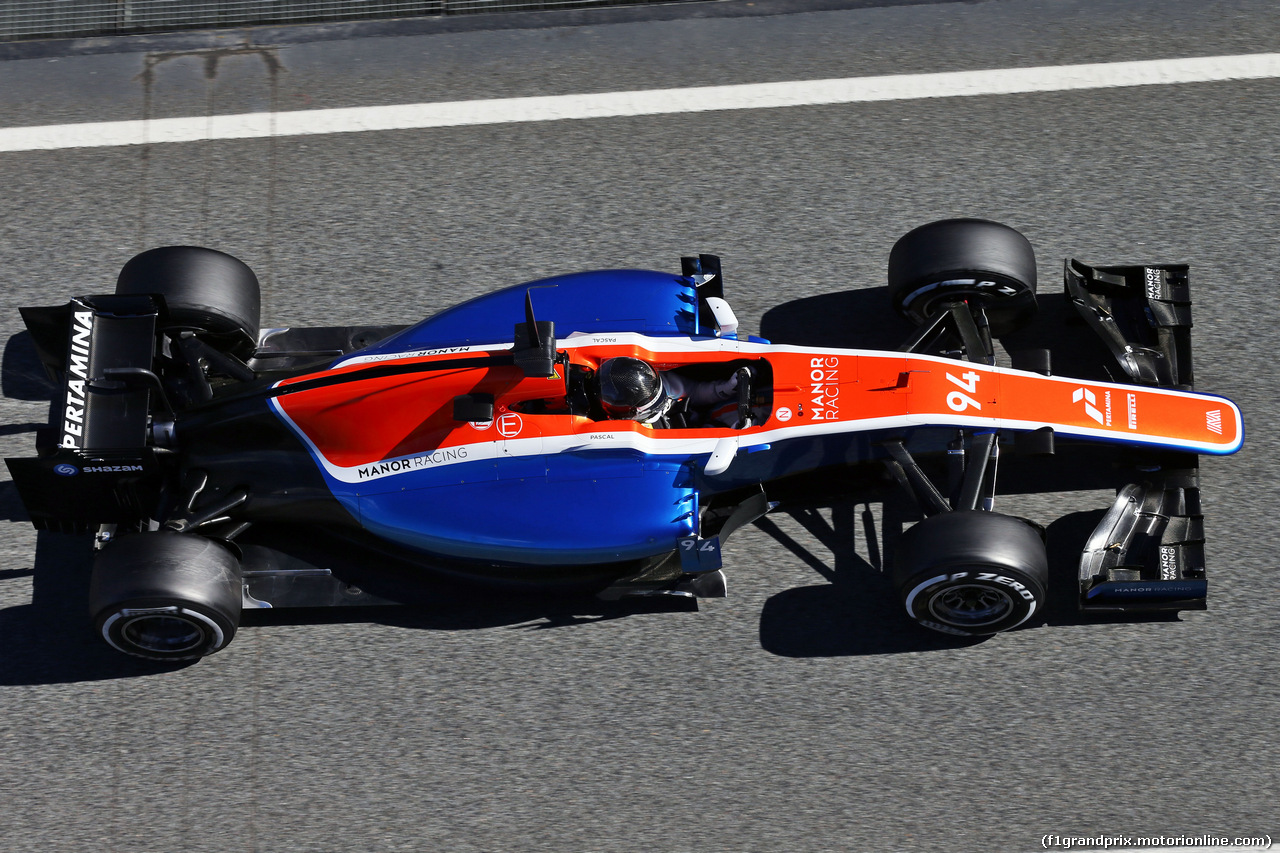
[101,606,225,658]
[121,614,208,654]
[903,281,1029,321]
[928,583,1014,627]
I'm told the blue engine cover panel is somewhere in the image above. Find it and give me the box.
[352,453,697,566]
[355,269,700,357]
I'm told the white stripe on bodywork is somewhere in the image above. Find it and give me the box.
[330,340,514,368]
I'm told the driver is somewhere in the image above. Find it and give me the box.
[596,356,749,428]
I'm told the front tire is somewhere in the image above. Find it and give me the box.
[888,218,1038,336]
[890,511,1048,636]
[89,532,243,661]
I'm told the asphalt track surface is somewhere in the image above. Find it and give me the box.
[1,1,1278,851]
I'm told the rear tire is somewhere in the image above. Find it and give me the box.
[890,511,1048,636]
[89,532,243,661]
[888,218,1037,336]
[116,246,260,355]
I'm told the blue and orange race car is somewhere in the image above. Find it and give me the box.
[6,219,1243,661]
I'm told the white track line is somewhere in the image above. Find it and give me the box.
[3,52,1279,152]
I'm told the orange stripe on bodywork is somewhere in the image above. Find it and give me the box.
[273,353,565,468]
[274,342,1242,471]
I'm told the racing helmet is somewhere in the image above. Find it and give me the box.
[597,357,667,421]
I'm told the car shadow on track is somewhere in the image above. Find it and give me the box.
[0,509,1184,684]
[0,528,702,685]
[239,590,694,634]
[0,532,193,685]
[760,285,909,350]
[755,500,991,656]
[3,330,60,403]
[2,331,57,438]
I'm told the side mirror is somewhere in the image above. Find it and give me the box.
[512,289,557,377]
[704,436,738,476]
[703,297,738,337]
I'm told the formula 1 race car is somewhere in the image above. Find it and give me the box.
[5,219,1243,661]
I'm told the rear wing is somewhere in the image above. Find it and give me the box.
[20,294,158,450]
[6,295,163,533]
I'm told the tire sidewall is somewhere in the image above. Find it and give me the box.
[901,566,1044,636]
[96,597,235,661]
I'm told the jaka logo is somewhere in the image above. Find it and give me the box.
[1206,409,1223,435]
[1073,387,1105,425]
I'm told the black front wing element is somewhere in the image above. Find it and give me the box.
[882,260,1214,616]
[1078,471,1207,612]
[1068,259,1209,612]
[1066,260,1193,388]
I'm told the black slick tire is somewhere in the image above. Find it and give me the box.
[88,532,243,661]
[887,218,1038,336]
[890,510,1048,636]
[116,246,260,355]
